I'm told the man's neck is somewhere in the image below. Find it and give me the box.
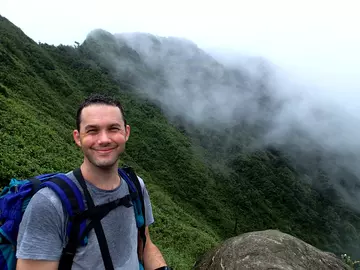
[79,162,121,191]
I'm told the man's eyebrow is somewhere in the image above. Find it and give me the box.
[84,124,99,130]
[110,123,122,127]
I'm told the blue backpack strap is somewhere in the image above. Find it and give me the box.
[41,174,87,243]
[118,167,146,267]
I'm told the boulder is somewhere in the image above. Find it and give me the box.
[193,229,350,270]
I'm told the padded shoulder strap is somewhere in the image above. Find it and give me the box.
[119,167,146,221]
[118,166,147,265]
[42,174,85,217]
[41,174,87,240]
[43,175,85,215]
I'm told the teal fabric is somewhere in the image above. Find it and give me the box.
[0,242,16,270]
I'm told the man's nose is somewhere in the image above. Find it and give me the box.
[97,130,111,144]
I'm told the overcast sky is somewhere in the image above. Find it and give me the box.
[3,0,360,189]
[2,0,360,92]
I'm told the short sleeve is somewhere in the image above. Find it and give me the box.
[16,188,66,261]
[137,176,155,226]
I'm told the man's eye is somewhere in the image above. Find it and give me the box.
[111,127,121,131]
[87,129,97,134]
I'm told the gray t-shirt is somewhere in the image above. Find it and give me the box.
[16,171,154,270]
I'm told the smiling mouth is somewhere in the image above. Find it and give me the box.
[94,148,115,153]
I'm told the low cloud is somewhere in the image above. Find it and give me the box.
[86,29,360,210]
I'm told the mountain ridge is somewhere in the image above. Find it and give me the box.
[1,14,360,268]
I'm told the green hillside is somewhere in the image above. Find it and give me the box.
[1,15,360,269]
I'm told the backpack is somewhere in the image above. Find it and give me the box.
[0,166,146,270]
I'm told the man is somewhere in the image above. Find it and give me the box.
[16,94,169,269]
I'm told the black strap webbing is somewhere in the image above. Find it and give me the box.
[28,178,41,196]
[72,168,115,270]
[123,167,147,255]
[49,177,82,214]
[78,192,136,241]
[50,177,83,270]
[58,217,82,270]
[75,192,136,221]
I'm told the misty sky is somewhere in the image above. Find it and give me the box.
[2,0,360,204]
[2,0,360,90]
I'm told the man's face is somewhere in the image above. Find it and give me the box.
[73,104,130,170]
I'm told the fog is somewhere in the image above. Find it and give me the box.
[108,31,360,158]
[3,0,360,164]
[4,0,360,208]
[85,27,360,212]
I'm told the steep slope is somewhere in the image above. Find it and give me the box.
[83,30,360,258]
[1,15,360,269]
[0,15,83,179]
[0,15,219,269]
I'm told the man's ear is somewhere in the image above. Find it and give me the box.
[125,125,131,142]
[73,129,81,147]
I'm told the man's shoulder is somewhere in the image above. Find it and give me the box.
[32,171,76,208]
[24,186,65,222]
[36,186,62,202]
[136,175,146,189]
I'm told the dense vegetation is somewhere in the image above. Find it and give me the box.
[1,14,360,269]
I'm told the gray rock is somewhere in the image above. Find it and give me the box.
[193,229,350,270]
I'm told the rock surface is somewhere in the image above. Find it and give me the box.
[193,229,350,270]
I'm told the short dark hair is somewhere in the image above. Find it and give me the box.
[76,93,126,131]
